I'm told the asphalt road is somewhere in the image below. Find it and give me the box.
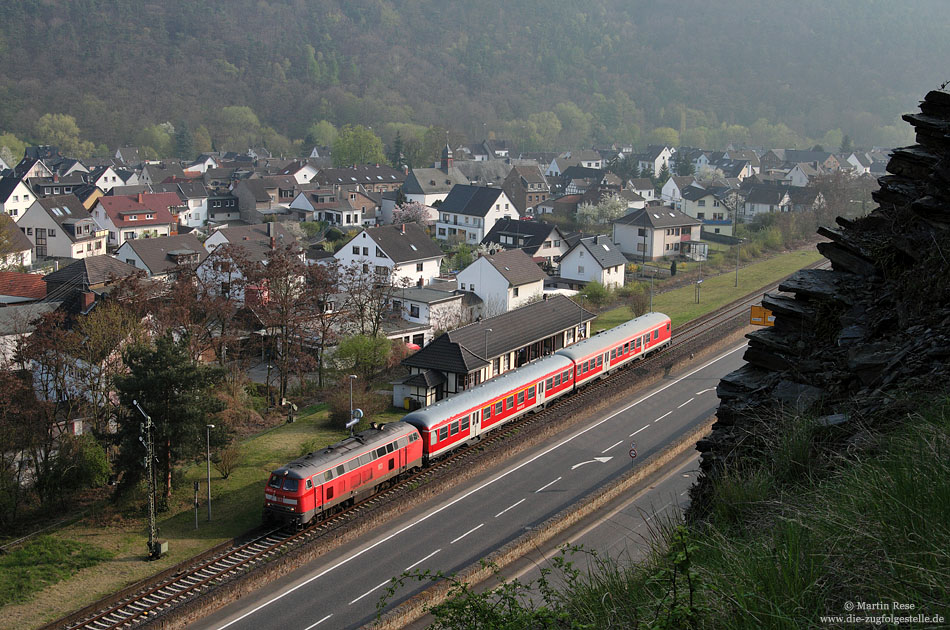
[195,343,745,630]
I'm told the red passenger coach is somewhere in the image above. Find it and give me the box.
[402,354,576,462]
[264,422,422,526]
[556,312,672,386]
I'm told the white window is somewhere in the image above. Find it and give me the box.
[578,266,585,274]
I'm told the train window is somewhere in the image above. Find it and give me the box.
[325,470,333,482]
[517,391,525,404]
[596,356,603,366]
[359,453,372,466]
[409,434,418,443]
[336,465,345,476]
[483,405,492,419]
[506,396,514,409]
[439,426,449,441]
[611,348,616,359]
[461,415,470,431]
[397,437,408,448]
[667,323,671,331]
[306,479,313,489]
[495,401,503,415]
[654,329,659,340]
[282,478,299,492]
[326,486,334,500]
[450,421,459,436]
[546,377,554,389]
[527,385,535,399]
[431,432,437,446]
[376,447,387,458]
[386,442,395,453]
[636,337,641,348]
[554,373,561,386]
[268,475,280,488]
[562,370,571,382]
[624,342,630,353]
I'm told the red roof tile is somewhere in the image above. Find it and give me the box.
[0,272,46,299]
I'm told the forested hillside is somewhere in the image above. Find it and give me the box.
[0,0,945,155]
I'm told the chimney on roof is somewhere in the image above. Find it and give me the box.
[137,192,144,204]
[266,221,275,237]
[270,236,276,249]
[53,173,59,183]
[80,291,95,311]
[401,223,405,234]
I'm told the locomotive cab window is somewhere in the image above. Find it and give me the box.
[306,479,313,489]
[282,478,299,491]
[268,475,280,488]
[376,447,387,458]
[667,323,671,331]
[386,442,395,453]
[325,470,334,482]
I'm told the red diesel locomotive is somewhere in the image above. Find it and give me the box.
[264,312,672,525]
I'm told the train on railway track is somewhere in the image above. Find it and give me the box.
[263,311,672,526]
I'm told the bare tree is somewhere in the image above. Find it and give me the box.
[304,259,347,387]
[392,201,433,229]
[339,262,410,338]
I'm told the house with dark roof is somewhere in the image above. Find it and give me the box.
[480,218,569,269]
[152,181,211,227]
[394,294,595,407]
[403,145,470,206]
[612,206,703,261]
[87,165,122,192]
[114,147,142,166]
[0,301,63,363]
[115,233,208,280]
[435,184,518,244]
[660,175,698,207]
[0,176,37,218]
[91,194,177,248]
[43,255,140,313]
[2,215,35,268]
[139,163,186,186]
[680,184,737,236]
[557,234,628,289]
[28,173,87,198]
[312,164,405,195]
[18,195,108,259]
[334,223,444,287]
[456,248,547,317]
[637,145,675,177]
[385,285,468,347]
[741,184,793,219]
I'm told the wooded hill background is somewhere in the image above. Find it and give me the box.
[0,0,946,154]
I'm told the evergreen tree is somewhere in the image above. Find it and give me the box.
[175,121,195,160]
[840,134,853,153]
[388,131,404,168]
[654,163,672,196]
[674,152,695,176]
[114,334,225,504]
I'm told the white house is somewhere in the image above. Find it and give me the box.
[92,194,177,248]
[0,177,37,218]
[435,185,519,244]
[612,206,703,262]
[279,160,320,185]
[402,146,470,206]
[334,223,444,287]
[152,181,210,227]
[558,234,627,289]
[785,162,820,187]
[1,218,34,269]
[638,146,675,177]
[388,285,466,346]
[456,248,546,317]
[17,195,108,259]
[660,175,697,208]
[88,165,122,193]
[742,185,793,220]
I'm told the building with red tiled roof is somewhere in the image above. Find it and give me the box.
[0,271,46,304]
[91,194,178,248]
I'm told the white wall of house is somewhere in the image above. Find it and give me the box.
[435,191,519,243]
[613,223,661,261]
[92,206,172,247]
[2,180,36,218]
[180,197,208,227]
[786,165,811,187]
[559,246,625,288]
[19,204,107,259]
[334,230,442,286]
[456,257,543,316]
[92,167,121,193]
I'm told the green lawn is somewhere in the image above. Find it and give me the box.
[594,249,823,331]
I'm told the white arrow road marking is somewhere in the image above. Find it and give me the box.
[695,388,715,395]
[655,411,671,423]
[349,580,389,605]
[572,456,613,470]
[495,498,526,518]
[405,549,441,571]
[451,524,483,544]
[677,397,694,408]
[602,440,623,453]
[535,477,562,493]
[630,425,648,437]
[303,615,333,630]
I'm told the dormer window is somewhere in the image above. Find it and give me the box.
[129,215,137,221]
[146,213,153,219]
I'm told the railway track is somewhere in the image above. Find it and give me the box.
[50,260,827,630]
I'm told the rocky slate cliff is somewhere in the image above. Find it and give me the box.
[689,90,950,519]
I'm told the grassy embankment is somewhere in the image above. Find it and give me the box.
[0,247,821,629]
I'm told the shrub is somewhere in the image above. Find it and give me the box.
[213,446,241,479]
[326,381,389,429]
[579,281,611,308]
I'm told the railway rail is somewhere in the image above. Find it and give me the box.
[48,260,827,630]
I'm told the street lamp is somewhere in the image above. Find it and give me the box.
[348,374,358,424]
[206,424,214,522]
[650,268,655,312]
[735,238,743,288]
